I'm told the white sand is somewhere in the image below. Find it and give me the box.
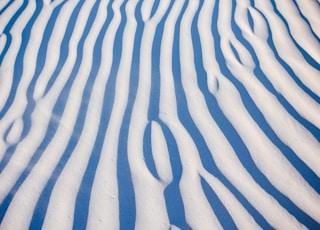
[0,0,319,229]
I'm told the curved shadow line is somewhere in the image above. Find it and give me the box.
[235,4,320,192]
[268,0,319,69]
[0,0,87,224]
[72,1,125,228]
[28,1,106,229]
[209,0,320,228]
[170,0,272,228]
[200,176,237,229]
[0,0,40,118]
[116,0,144,229]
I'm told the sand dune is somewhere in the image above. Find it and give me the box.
[0,0,319,229]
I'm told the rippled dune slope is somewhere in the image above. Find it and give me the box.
[0,0,319,229]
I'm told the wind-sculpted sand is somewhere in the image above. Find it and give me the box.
[0,0,319,229]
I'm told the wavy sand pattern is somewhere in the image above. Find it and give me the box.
[0,0,319,229]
